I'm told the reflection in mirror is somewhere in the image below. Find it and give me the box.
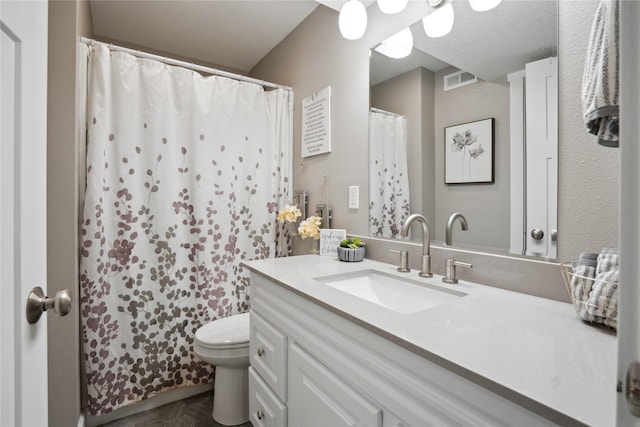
[369,108,410,239]
[369,0,558,259]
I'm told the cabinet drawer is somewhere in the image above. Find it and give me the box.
[250,311,287,400]
[249,367,287,427]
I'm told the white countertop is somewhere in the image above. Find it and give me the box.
[242,255,617,426]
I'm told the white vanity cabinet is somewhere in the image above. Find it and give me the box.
[248,272,559,427]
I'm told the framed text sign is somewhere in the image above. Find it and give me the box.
[302,86,331,158]
[319,229,346,256]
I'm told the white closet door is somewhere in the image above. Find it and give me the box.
[525,57,558,258]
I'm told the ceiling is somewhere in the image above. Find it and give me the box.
[89,0,557,82]
[89,0,323,73]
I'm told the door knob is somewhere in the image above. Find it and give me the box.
[26,287,72,324]
[530,228,544,240]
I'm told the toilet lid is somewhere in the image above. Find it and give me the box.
[195,312,250,349]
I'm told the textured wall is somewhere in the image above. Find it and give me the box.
[557,0,619,260]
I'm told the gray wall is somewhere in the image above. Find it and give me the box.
[252,0,618,261]
[434,67,511,252]
[47,1,92,426]
[370,67,436,232]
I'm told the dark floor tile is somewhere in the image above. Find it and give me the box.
[99,392,251,427]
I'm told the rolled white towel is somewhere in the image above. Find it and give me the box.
[570,253,598,321]
[596,247,619,275]
[571,264,596,320]
[587,268,618,321]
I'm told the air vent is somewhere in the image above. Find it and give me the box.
[444,70,478,91]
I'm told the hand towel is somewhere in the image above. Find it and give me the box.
[581,0,619,148]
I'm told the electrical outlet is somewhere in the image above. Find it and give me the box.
[348,186,359,209]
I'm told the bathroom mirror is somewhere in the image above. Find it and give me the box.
[369,0,558,258]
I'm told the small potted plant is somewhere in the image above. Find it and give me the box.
[337,237,366,262]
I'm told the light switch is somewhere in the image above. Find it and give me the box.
[348,186,359,209]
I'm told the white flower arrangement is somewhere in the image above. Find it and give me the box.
[297,216,322,240]
[276,204,321,240]
[277,204,302,223]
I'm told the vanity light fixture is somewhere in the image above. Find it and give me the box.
[377,0,408,15]
[374,27,413,58]
[422,2,454,38]
[468,0,502,12]
[339,0,368,40]
[337,0,500,41]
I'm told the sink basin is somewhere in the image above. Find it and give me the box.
[313,269,467,314]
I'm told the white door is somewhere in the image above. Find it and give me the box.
[618,1,640,425]
[525,57,558,259]
[0,1,49,426]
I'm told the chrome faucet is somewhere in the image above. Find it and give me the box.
[445,212,468,246]
[401,214,432,277]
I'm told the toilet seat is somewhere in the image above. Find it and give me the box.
[195,312,250,350]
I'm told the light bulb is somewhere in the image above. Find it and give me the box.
[468,0,502,12]
[377,0,409,15]
[339,0,368,40]
[374,27,413,59]
[422,2,454,38]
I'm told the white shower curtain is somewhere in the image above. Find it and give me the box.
[369,109,411,238]
[79,43,292,415]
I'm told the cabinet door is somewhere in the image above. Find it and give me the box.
[288,343,382,427]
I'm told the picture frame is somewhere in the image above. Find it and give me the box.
[444,118,494,184]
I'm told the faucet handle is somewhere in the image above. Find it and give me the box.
[389,250,410,272]
[443,258,472,284]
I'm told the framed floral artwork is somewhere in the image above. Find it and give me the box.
[444,118,494,184]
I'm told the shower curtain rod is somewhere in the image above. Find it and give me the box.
[80,37,292,91]
[370,107,405,118]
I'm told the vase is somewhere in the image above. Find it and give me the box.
[337,246,365,262]
[309,238,320,254]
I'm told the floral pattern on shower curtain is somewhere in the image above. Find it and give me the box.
[368,110,411,238]
[80,44,291,415]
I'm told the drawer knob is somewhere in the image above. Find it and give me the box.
[257,347,265,357]
[256,409,264,420]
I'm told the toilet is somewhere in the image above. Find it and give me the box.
[194,312,250,426]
